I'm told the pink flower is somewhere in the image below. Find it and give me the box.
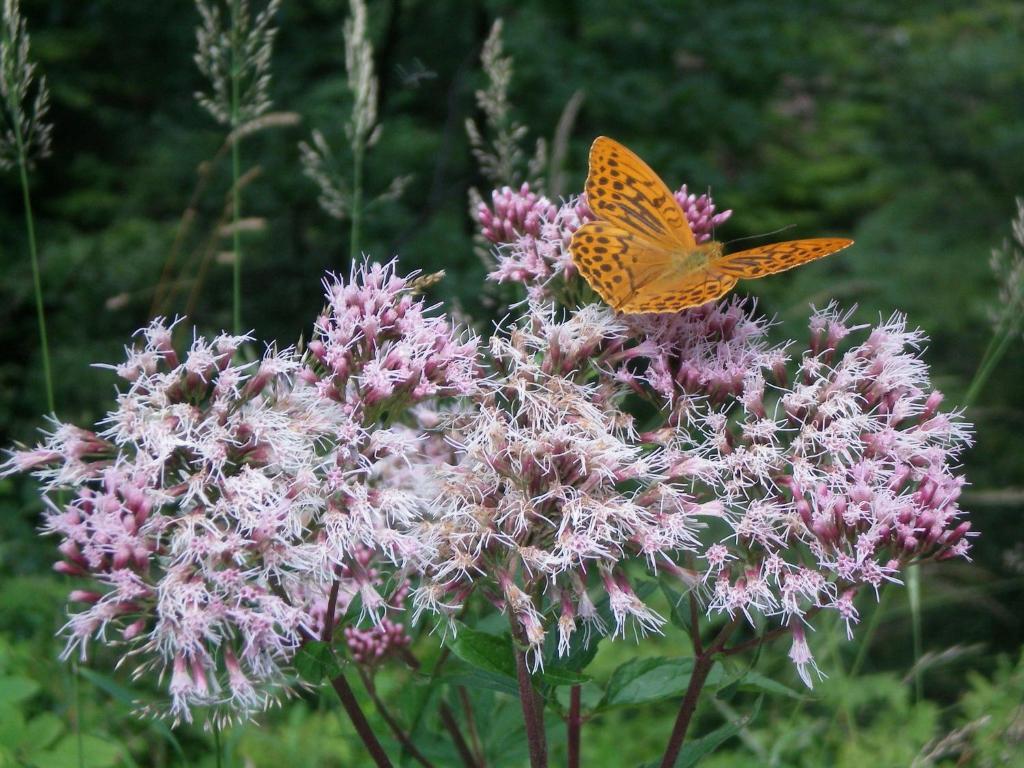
[476,183,558,245]
[624,300,973,682]
[412,302,704,665]
[673,184,732,244]
[4,260,481,722]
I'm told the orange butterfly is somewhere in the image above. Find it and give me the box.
[570,137,853,314]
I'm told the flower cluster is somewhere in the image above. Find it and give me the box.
[477,183,558,245]
[628,301,973,684]
[477,181,731,295]
[5,177,976,723]
[484,190,594,290]
[673,184,732,244]
[410,303,716,665]
[305,260,479,417]
[3,260,478,722]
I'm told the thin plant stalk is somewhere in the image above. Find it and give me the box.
[357,669,436,768]
[849,585,889,678]
[509,612,547,768]
[567,685,581,768]
[330,673,394,768]
[439,700,480,768]
[907,563,923,702]
[319,577,393,768]
[350,141,363,261]
[229,0,243,335]
[457,686,485,767]
[659,618,740,768]
[214,721,223,768]
[965,324,1017,407]
[15,125,54,414]
[72,663,83,768]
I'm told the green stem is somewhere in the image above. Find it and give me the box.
[849,585,888,678]
[214,720,223,768]
[17,150,55,415]
[229,0,243,336]
[73,663,83,768]
[964,321,1018,407]
[350,142,364,263]
[907,564,923,702]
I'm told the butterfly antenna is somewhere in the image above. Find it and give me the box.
[723,223,798,247]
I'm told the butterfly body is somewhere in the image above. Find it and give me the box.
[570,137,853,314]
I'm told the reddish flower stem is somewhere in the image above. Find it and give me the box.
[567,684,581,768]
[440,700,482,768]
[319,576,393,768]
[330,673,394,768]
[358,669,436,768]
[509,612,547,768]
[323,577,341,643]
[659,618,740,768]
[458,685,487,766]
[688,593,703,656]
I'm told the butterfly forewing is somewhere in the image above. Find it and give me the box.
[586,137,697,250]
[715,238,854,279]
[571,220,678,309]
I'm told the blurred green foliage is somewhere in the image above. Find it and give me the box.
[1,0,1022,765]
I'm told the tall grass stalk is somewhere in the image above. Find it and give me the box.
[300,0,413,263]
[194,0,280,333]
[16,130,53,413]
[966,197,1024,406]
[229,0,243,335]
[349,134,364,261]
[2,0,54,413]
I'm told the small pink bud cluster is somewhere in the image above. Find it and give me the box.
[673,184,733,244]
[344,617,412,665]
[308,545,414,666]
[477,183,558,244]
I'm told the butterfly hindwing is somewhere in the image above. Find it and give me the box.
[586,137,697,250]
[571,220,676,308]
[714,238,854,279]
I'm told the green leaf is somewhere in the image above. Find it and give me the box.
[0,703,27,746]
[294,641,343,683]
[447,623,517,680]
[0,676,39,706]
[35,734,126,768]
[441,670,519,697]
[659,579,692,633]
[77,668,186,757]
[601,657,724,710]
[22,713,63,751]
[725,671,803,701]
[675,696,763,768]
[540,666,590,687]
